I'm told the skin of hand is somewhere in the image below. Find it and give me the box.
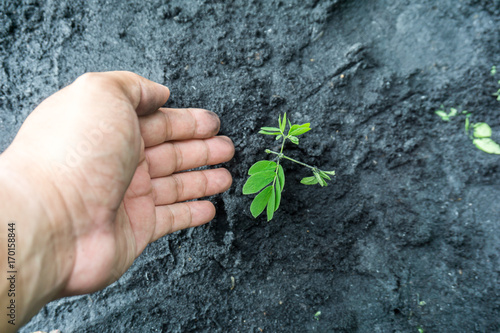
[0,71,234,330]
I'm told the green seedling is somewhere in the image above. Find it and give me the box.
[493,80,500,101]
[314,311,322,321]
[435,107,500,155]
[435,106,458,121]
[242,113,335,221]
[494,81,500,100]
[491,65,500,101]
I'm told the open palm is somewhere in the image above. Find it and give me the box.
[6,72,234,297]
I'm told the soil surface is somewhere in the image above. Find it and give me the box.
[1,0,499,332]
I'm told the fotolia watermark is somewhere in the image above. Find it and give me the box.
[53,119,117,174]
[6,221,16,326]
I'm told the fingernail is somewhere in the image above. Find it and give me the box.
[205,110,220,134]
[206,110,220,121]
[219,136,233,143]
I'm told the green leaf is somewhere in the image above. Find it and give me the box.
[288,124,300,133]
[274,180,281,212]
[473,138,500,154]
[322,170,336,176]
[261,127,281,132]
[289,136,299,145]
[250,186,273,218]
[473,122,492,138]
[280,113,286,133]
[449,108,457,117]
[277,165,285,191]
[248,160,277,175]
[290,127,311,136]
[314,172,327,187]
[275,135,282,141]
[300,176,319,185]
[289,123,311,136]
[435,110,449,121]
[465,117,470,133]
[318,170,331,180]
[258,130,281,135]
[242,170,276,194]
[266,186,276,221]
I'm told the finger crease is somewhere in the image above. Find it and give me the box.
[186,203,193,229]
[163,111,173,141]
[172,174,183,203]
[173,143,183,171]
[144,151,153,173]
[201,170,210,197]
[164,206,175,235]
[151,183,158,203]
[202,139,211,166]
[188,108,197,137]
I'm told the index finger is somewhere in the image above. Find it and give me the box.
[139,108,220,147]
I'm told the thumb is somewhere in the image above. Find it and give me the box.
[74,71,170,116]
[103,71,170,115]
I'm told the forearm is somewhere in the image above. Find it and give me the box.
[0,150,74,331]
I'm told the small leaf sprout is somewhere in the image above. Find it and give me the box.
[435,106,500,155]
[242,113,335,221]
[434,67,500,155]
[492,65,500,101]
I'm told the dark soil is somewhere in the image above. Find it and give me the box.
[1,0,499,332]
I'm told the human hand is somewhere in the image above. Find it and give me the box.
[0,72,234,326]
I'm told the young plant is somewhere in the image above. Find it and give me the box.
[435,106,500,154]
[435,107,458,122]
[492,65,500,101]
[242,113,335,221]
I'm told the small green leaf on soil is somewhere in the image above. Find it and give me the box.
[472,138,500,154]
[289,123,311,136]
[260,127,281,132]
[259,130,281,135]
[435,110,449,121]
[274,179,281,212]
[266,186,276,221]
[248,160,277,175]
[250,186,273,218]
[473,122,492,138]
[314,171,327,186]
[243,170,276,194]
[318,170,331,180]
[301,176,319,185]
[289,136,299,144]
[277,165,285,191]
[280,113,286,133]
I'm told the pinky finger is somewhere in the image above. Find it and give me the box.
[151,201,215,242]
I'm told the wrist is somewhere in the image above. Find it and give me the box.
[0,150,75,328]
